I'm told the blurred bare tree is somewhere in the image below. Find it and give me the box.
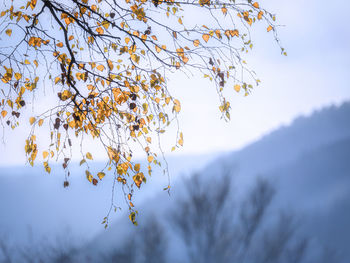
[169,172,336,263]
[0,236,13,263]
[140,216,167,263]
[103,238,137,263]
[0,172,344,263]
[104,215,167,263]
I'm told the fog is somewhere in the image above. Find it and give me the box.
[1,102,349,262]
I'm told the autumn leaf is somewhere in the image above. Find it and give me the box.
[199,0,211,6]
[29,117,36,125]
[234,84,241,92]
[86,170,93,183]
[96,64,105,71]
[155,45,162,53]
[97,172,105,180]
[102,21,110,30]
[129,212,137,225]
[86,152,93,160]
[252,2,260,8]
[5,29,12,37]
[96,27,104,34]
[222,7,227,15]
[43,151,49,159]
[178,132,184,146]
[267,25,273,32]
[202,34,210,43]
[92,178,98,185]
[60,90,72,101]
[173,99,181,113]
[193,39,200,47]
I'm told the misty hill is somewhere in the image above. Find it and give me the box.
[269,136,350,260]
[222,102,350,183]
[82,102,350,262]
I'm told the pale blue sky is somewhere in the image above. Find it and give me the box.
[0,0,349,165]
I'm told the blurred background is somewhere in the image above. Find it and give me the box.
[0,0,349,262]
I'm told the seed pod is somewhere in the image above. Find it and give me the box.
[130,93,137,101]
[129,103,136,110]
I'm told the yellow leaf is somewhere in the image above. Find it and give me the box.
[5,29,12,37]
[43,151,49,159]
[97,172,105,180]
[86,152,93,160]
[96,64,105,71]
[134,163,140,172]
[222,7,227,15]
[125,37,130,44]
[129,211,137,224]
[147,155,154,163]
[55,77,60,84]
[107,59,114,70]
[202,34,210,43]
[173,99,181,113]
[193,39,200,47]
[24,59,30,65]
[234,84,241,92]
[252,2,259,8]
[45,166,51,173]
[56,42,63,48]
[267,25,273,32]
[29,117,36,125]
[38,119,44,126]
[86,170,93,183]
[1,110,7,118]
[133,172,144,188]
[96,27,104,34]
[231,29,239,37]
[60,90,72,101]
[199,0,211,6]
[14,73,22,81]
[155,45,162,53]
[102,21,110,30]
[258,11,263,20]
[146,137,151,143]
[131,54,140,64]
[178,132,184,146]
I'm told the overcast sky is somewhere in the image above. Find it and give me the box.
[0,0,349,166]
